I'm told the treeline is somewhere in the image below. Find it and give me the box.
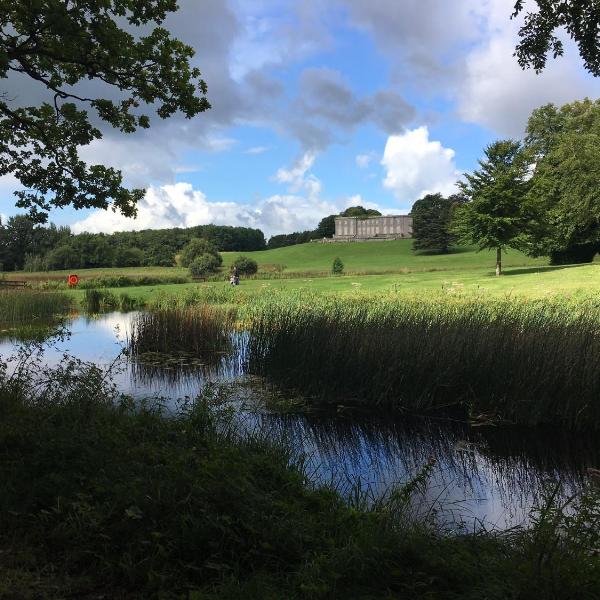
[0,220,266,271]
[266,206,381,249]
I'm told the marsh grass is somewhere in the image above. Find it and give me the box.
[245,291,600,428]
[83,289,143,313]
[128,305,236,359]
[1,353,600,598]
[0,289,72,325]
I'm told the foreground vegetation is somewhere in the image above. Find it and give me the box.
[2,353,600,599]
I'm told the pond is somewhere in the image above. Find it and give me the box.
[1,311,598,530]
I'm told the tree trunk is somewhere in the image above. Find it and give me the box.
[496,247,502,276]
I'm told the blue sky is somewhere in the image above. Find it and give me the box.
[2,0,600,237]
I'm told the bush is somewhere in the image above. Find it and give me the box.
[180,238,222,268]
[332,257,344,274]
[189,253,221,277]
[232,255,258,275]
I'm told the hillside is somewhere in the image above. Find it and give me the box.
[221,239,547,274]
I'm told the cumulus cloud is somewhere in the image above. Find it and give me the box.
[71,183,341,238]
[72,153,361,237]
[341,0,600,136]
[457,7,600,137]
[381,126,459,204]
[274,153,322,198]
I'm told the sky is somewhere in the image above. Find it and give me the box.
[1,0,600,238]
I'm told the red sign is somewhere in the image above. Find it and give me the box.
[67,274,79,287]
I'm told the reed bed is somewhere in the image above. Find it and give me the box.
[0,289,72,325]
[244,291,600,428]
[83,289,143,313]
[128,305,236,358]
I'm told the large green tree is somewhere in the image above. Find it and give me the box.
[0,0,210,222]
[524,98,600,263]
[452,140,534,276]
[315,214,336,238]
[513,1,600,76]
[410,193,464,254]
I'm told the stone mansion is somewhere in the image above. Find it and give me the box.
[333,215,413,241]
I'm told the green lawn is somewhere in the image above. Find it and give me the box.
[221,239,547,273]
[61,262,600,304]
[9,239,600,302]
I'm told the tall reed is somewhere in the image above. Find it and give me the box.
[245,292,600,428]
[128,305,236,357]
[0,289,72,324]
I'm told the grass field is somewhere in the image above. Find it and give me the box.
[220,240,548,273]
[56,262,600,305]
[6,239,600,302]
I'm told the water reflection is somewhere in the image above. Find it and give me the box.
[0,311,597,530]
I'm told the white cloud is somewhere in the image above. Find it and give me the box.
[71,152,386,237]
[457,3,600,137]
[381,126,459,205]
[274,152,321,198]
[71,183,342,238]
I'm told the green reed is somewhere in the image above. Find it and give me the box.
[128,305,236,358]
[245,291,600,428]
[83,289,143,313]
[0,289,72,325]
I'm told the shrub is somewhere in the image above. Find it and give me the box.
[180,238,222,268]
[232,255,258,275]
[189,253,221,278]
[332,257,344,274]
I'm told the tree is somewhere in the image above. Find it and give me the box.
[452,140,534,276]
[315,215,336,238]
[340,206,382,219]
[189,254,221,278]
[523,99,600,264]
[0,1,210,222]
[113,247,144,268]
[179,238,221,268]
[411,193,463,254]
[332,257,344,275]
[232,256,258,275]
[513,1,600,76]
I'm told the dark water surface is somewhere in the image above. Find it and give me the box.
[1,312,598,530]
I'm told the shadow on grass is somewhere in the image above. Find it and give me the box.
[503,264,592,276]
[412,246,474,256]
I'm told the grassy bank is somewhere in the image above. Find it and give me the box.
[1,355,600,598]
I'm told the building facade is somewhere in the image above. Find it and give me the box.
[333,215,412,241]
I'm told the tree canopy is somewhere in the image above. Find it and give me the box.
[411,193,463,254]
[513,1,600,76]
[452,140,533,275]
[523,98,600,263]
[0,0,210,221]
[340,206,382,219]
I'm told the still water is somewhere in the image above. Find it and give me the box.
[1,312,598,530]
